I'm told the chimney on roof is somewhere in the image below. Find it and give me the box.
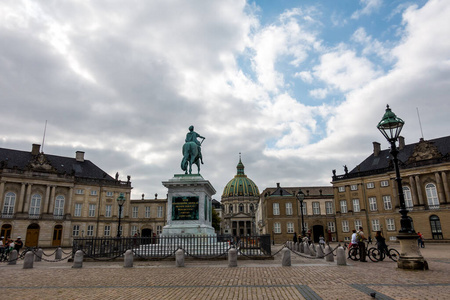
[76,151,85,162]
[276,183,280,188]
[31,144,40,155]
[373,142,381,157]
[399,136,405,150]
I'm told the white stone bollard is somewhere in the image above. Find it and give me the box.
[55,247,62,260]
[300,242,304,253]
[124,249,134,268]
[8,250,18,265]
[316,244,324,258]
[34,248,43,262]
[295,242,299,252]
[23,251,34,269]
[175,249,185,267]
[336,246,347,266]
[281,248,291,267]
[309,243,316,257]
[303,242,310,255]
[228,247,238,267]
[325,245,335,262]
[72,250,83,268]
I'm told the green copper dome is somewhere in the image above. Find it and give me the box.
[222,158,259,197]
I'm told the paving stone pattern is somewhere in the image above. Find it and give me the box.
[0,244,449,299]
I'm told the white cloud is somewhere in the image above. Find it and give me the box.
[0,0,449,199]
[312,47,382,92]
[294,71,313,83]
[309,88,328,99]
[351,27,393,62]
[351,0,383,19]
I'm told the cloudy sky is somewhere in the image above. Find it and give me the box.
[1,0,449,200]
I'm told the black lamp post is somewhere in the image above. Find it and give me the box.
[116,193,126,237]
[377,105,412,233]
[296,189,306,237]
[377,105,427,270]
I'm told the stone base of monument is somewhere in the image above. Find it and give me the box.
[135,173,228,257]
[161,174,216,237]
[161,224,216,236]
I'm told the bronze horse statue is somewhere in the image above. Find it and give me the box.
[181,142,201,174]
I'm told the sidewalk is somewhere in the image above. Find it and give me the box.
[0,244,449,299]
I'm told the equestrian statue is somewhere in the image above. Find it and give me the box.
[181,125,205,174]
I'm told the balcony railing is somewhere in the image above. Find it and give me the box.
[1,213,14,219]
[428,205,440,210]
[53,215,64,220]
[28,214,40,219]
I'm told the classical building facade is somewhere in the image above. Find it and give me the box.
[332,136,449,243]
[221,158,260,236]
[0,144,167,247]
[257,184,335,244]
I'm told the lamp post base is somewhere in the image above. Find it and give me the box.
[396,233,428,270]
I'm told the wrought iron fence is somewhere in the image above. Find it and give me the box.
[73,234,271,259]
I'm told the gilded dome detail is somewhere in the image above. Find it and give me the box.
[222,158,259,197]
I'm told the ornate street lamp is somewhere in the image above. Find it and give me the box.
[116,193,126,237]
[296,189,306,238]
[377,105,427,270]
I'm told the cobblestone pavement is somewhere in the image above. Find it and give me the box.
[1,244,449,299]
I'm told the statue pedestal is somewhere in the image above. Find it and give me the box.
[161,174,216,236]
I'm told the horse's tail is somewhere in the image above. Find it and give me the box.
[181,157,187,171]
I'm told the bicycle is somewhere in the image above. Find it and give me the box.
[369,243,400,262]
[348,241,380,262]
[0,247,10,262]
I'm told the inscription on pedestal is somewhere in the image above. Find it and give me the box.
[172,196,199,220]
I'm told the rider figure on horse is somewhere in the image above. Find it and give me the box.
[185,125,205,164]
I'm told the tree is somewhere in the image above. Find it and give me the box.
[212,209,221,232]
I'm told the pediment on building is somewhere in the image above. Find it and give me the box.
[407,139,442,163]
[27,153,57,172]
[231,212,252,218]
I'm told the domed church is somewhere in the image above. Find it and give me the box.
[221,155,260,236]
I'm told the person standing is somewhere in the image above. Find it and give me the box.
[375,231,388,260]
[357,227,367,262]
[293,232,298,244]
[417,232,425,248]
[14,236,23,253]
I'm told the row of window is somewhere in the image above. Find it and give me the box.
[272,202,334,216]
[339,196,392,213]
[74,204,164,218]
[75,189,115,197]
[72,224,163,237]
[2,192,65,216]
[339,183,440,213]
[227,203,255,214]
[273,222,336,234]
[338,180,390,192]
[341,219,396,232]
[2,192,164,218]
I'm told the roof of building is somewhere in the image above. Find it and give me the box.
[222,157,259,198]
[334,135,450,180]
[0,145,114,180]
[262,185,333,197]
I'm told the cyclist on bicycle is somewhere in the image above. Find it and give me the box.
[375,231,389,260]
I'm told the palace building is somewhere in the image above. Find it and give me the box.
[332,136,450,243]
[0,144,166,247]
[257,184,335,244]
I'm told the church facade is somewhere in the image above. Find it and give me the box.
[220,157,260,236]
